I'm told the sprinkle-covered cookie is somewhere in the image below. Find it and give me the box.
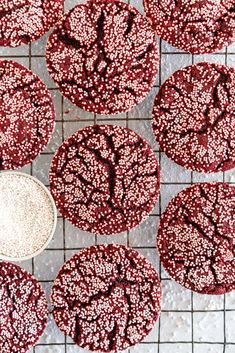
[144,0,235,54]
[50,124,160,235]
[0,60,55,170]
[0,0,64,47]
[152,62,235,173]
[157,183,235,295]
[51,244,162,352]
[0,262,48,353]
[46,0,159,115]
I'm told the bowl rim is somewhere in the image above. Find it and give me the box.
[0,171,57,262]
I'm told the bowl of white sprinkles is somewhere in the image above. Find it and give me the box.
[0,171,57,261]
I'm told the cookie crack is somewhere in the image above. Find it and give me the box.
[57,32,85,50]
[125,12,135,36]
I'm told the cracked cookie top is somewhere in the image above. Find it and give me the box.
[46,0,159,115]
[50,124,160,235]
[144,0,235,54]
[157,183,235,295]
[0,262,48,353]
[0,60,55,170]
[51,244,162,352]
[0,0,64,47]
[152,62,235,173]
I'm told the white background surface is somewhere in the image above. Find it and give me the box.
[1,0,235,352]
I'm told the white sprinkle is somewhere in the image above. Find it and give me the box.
[0,172,56,259]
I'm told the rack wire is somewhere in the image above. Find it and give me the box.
[1,1,235,353]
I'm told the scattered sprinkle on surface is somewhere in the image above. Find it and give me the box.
[50,124,160,235]
[152,62,235,173]
[0,60,55,171]
[46,0,159,115]
[144,0,235,54]
[0,0,64,47]
[0,173,55,259]
[157,182,235,295]
[51,244,162,352]
[0,261,48,353]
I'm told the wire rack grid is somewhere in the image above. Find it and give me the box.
[1,1,235,353]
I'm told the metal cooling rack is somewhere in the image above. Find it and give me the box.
[1,1,235,353]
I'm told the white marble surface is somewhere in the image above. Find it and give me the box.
[2,0,235,352]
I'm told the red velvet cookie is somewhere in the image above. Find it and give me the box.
[152,62,235,173]
[0,0,64,47]
[0,261,48,353]
[144,0,235,54]
[46,0,159,115]
[51,244,162,352]
[50,124,160,235]
[0,60,55,170]
[157,183,235,295]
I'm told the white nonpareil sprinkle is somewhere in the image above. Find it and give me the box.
[0,173,55,259]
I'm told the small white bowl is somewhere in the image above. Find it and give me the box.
[0,171,57,262]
